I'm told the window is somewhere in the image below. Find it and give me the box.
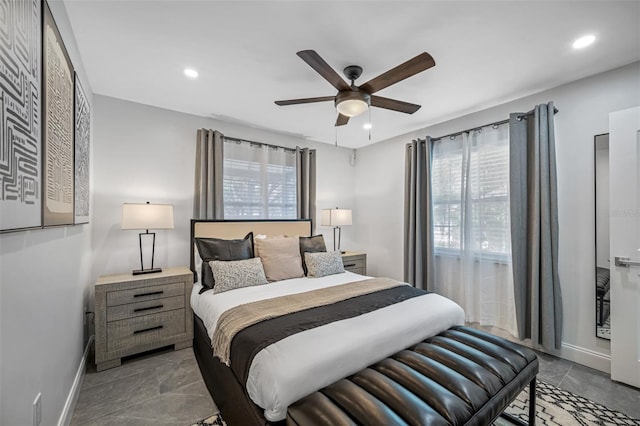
[431,125,511,258]
[222,140,297,219]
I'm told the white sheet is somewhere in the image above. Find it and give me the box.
[191,272,465,421]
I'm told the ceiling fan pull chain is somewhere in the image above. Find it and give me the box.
[368,108,372,142]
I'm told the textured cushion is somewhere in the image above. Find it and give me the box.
[304,251,345,278]
[210,258,268,294]
[299,235,327,275]
[195,232,254,293]
[255,236,304,282]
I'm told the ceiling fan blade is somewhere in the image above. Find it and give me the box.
[297,50,350,91]
[335,113,350,126]
[275,96,335,106]
[359,52,435,94]
[371,95,421,114]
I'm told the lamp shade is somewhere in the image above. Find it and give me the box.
[321,208,352,227]
[121,203,174,230]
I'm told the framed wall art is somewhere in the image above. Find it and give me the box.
[0,0,43,232]
[42,1,75,226]
[74,74,90,224]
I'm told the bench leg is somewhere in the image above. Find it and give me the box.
[528,378,536,425]
[499,377,536,425]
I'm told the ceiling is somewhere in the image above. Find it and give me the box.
[63,1,640,149]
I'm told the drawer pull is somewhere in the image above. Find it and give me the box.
[134,325,163,335]
[344,263,357,267]
[133,304,164,313]
[133,291,164,298]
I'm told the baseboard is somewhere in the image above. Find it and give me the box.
[560,341,611,373]
[58,335,94,426]
[466,323,612,374]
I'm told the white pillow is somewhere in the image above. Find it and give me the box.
[304,251,345,278]
[210,258,268,294]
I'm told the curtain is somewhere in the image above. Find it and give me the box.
[430,126,517,334]
[194,129,224,219]
[509,102,563,349]
[296,147,316,231]
[404,138,435,291]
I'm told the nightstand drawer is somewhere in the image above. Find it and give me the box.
[107,309,186,353]
[341,252,367,275]
[107,295,185,322]
[106,282,184,307]
[342,257,365,270]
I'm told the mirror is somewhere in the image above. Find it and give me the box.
[595,133,610,340]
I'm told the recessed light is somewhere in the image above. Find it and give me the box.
[184,68,198,78]
[363,123,372,130]
[573,34,596,49]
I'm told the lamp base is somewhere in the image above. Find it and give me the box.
[132,267,162,276]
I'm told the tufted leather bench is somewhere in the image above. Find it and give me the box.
[287,326,538,426]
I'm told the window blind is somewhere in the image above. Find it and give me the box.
[432,126,511,257]
[222,140,297,219]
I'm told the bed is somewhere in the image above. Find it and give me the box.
[189,219,467,425]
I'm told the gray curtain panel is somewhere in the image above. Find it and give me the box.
[509,102,563,350]
[404,138,436,291]
[296,147,317,232]
[194,129,224,220]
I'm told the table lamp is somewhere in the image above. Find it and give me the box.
[121,202,174,275]
[321,207,352,252]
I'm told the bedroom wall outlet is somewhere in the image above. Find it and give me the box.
[33,392,41,426]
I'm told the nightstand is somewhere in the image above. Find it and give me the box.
[341,251,367,275]
[94,267,193,371]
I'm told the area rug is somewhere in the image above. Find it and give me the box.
[191,380,640,426]
[499,380,639,425]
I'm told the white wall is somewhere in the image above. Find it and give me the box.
[354,62,640,372]
[91,96,356,283]
[0,2,94,425]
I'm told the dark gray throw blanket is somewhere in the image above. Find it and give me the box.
[228,285,429,384]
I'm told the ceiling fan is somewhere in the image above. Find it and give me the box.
[275,50,436,126]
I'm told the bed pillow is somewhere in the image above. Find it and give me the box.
[255,236,304,282]
[299,235,327,275]
[195,232,254,293]
[304,251,345,278]
[210,258,268,294]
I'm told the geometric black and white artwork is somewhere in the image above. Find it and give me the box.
[74,74,89,224]
[0,0,42,231]
[43,1,74,226]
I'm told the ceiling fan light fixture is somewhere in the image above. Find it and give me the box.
[336,99,368,117]
[335,91,371,117]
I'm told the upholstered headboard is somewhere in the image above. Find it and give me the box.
[189,219,312,281]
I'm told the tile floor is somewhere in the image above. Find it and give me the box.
[70,346,216,426]
[70,342,640,425]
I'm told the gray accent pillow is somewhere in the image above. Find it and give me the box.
[210,258,268,294]
[299,235,327,275]
[304,251,345,278]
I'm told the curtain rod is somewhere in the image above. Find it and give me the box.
[223,135,298,153]
[426,106,559,143]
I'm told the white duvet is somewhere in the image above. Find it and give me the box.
[191,272,465,422]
